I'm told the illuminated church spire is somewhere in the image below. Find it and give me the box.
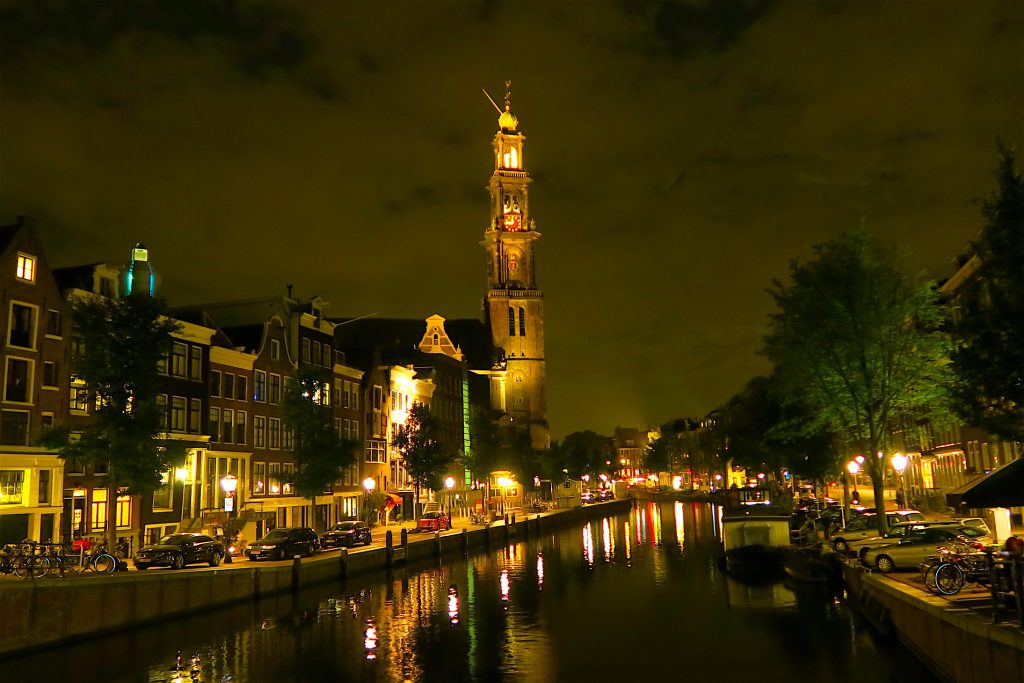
[480,82,549,450]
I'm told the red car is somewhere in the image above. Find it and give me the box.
[418,512,451,532]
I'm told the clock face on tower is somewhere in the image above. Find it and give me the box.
[503,214,522,231]
[502,193,524,231]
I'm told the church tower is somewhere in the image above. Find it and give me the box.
[481,85,549,450]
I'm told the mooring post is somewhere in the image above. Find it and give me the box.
[385,530,394,566]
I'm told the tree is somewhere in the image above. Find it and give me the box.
[38,294,181,550]
[718,377,786,474]
[282,365,358,528]
[392,402,451,520]
[763,231,953,534]
[951,145,1024,441]
[643,419,693,482]
[559,430,612,479]
[465,407,501,487]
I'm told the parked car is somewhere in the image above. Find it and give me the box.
[863,526,990,573]
[846,521,962,558]
[829,510,927,553]
[417,512,451,532]
[246,527,320,561]
[950,517,991,535]
[596,489,614,502]
[581,490,596,504]
[134,533,224,571]
[321,521,372,548]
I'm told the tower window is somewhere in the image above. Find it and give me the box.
[433,333,439,346]
[508,307,516,337]
[519,307,526,337]
[510,147,518,168]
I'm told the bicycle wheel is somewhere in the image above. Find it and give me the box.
[934,563,965,595]
[92,552,118,574]
[923,562,942,593]
[14,555,50,579]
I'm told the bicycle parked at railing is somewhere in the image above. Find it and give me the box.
[0,541,53,578]
[63,539,119,575]
[920,543,991,596]
[469,510,488,525]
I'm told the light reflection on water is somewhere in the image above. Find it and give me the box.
[9,502,939,683]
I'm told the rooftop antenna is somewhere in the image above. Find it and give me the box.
[482,88,502,114]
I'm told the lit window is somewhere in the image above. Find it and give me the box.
[15,254,35,283]
[510,146,518,168]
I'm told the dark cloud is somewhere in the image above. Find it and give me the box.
[0,0,1021,438]
[633,0,776,58]
[0,0,315,85]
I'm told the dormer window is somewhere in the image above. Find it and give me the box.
[16,254,35,283]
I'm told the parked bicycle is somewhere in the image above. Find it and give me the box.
[63,539,118,575]
[469,511,488,525]
[0,541,52,579]
[921,543,991,596]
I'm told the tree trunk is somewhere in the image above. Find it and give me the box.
[870,470,888,535]
[415,483,420,521]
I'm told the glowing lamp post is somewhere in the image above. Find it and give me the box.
[497,476,513,515]
[445,476,456,519]
[220,474,238,515]
[891,452,909,510]
[363,477,376,524]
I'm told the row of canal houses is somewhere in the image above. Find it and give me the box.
[0,217,490,549]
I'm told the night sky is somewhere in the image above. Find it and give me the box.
[1,1,1021,439]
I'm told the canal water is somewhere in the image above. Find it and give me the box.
[9,501,938,683]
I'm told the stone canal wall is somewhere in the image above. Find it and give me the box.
[0,498,632,657]
[842,562,1023,683]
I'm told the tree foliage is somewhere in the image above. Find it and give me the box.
[951,145,1024,441]
[281,365,358,509]
[718,377,784,472]
[38,294,181,547]
[556,430,612,479]
[643,418,694,476]
[763,231,953,532]
[392,402,451,517]
[464,406,501,484]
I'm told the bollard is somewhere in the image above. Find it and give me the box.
[462,528,468,553]
[401,528,409,554]
[434,531,441,557]
[291,556,302,592]
[386,530,394,567]
[340,547,348,578]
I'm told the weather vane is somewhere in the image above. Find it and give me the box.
[482,81,513,114]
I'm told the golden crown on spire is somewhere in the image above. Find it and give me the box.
[498,79,518,132]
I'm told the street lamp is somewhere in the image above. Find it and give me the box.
[175,466,189,531]
[891,452,909,509]
[496,476,513,515]
[445,476,456,519]
[220,474,238,515]
[363,477,376,524]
